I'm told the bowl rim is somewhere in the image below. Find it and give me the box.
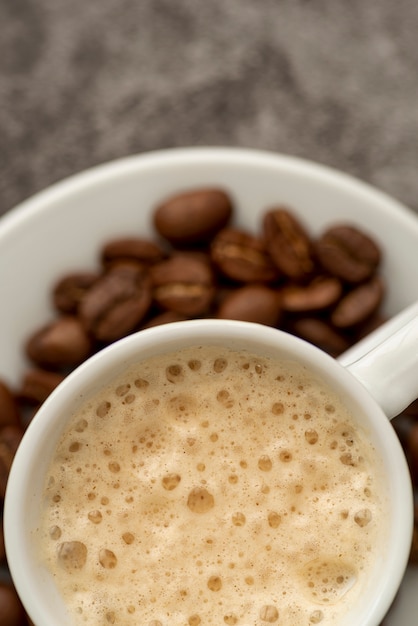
[1,146,418,240]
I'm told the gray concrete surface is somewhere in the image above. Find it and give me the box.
[1,0,418,216]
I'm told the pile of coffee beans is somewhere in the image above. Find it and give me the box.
[0,187,416,624]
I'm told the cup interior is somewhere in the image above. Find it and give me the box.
[4,319,413,626]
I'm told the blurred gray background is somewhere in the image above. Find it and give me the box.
[1,0,418,217]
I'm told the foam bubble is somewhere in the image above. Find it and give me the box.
[301,557,357,605]
[207,575,222,591]
[309,610,324,623]
[116,383,131,397]
[232,512,246,527]
[74,419,88,433]
[305,429,319,445]
[354,509,372,527]
[187,488,215,513]
[217,389,234,408]
[88,510,102,524]
[213,358,227,373]
[279,450,292,463]
[96,401,111,418]
[162,473,181,491]
[99,549,118,569]
[272,402,284,415]
[166,364,184,383]
[57,541,87,570]
[259,605,279,622]
[134,377,149,389]
[258,455,273,471]
[267,512,281,528]
[49,525,61,540]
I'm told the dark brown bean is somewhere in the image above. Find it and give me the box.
[18,369,65,405]
[353,312,387,341]
[290,317,350,357]
[211,228,279,283]
[0,582,27,626]
[406,422,418,483]
[53,272,99,314]
[79,264,152,342]
[101,237,166,268]
[316,224,381,284]
[280,276,342,313]
[217,284,282,326]
[410,504,418,564]
[0,381,21,428]
[0,425,24,499]
[0,524,5,563]
[331,276,384,329]
[403,399,418,418]
[154,188,233,245]
[263,208,315,280]
[151,254,215,316]
[26,316,93,368]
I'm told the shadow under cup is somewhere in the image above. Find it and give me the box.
[4,319,413,626]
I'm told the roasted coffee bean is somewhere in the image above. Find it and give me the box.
[217,284,282,326]
[18,369,65,406]
[354,312,387,341]
[101,237,166,268]
[403,398,418,418]
[0,523,5,562]
[406,422,418,483]
[0,583,27,626]
[0,425,24,499]
[26,316,93,368]
[0,381,21,427]
[53,272,99,314]
[410,504,418,564]
[211,228,279,283]
[154,188,233,245]
[151,254,215,316]
[280,276,342,313]
[263,208,315,280]
[316,224,381,284]
[331,276,384,329]
[290,317,350,357]
[79,264,152,342]
[391,414,412,450]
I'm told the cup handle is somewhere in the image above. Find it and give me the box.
[340,313,418,419]
[338,301,418,367]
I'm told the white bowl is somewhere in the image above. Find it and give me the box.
[1,147,418,623]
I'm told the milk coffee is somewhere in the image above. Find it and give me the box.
[38,345,387,625]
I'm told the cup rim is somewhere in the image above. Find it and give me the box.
[4,319,414,626]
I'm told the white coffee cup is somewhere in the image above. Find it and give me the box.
[4,316,418,626]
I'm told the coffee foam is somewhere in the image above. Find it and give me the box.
[37,346,387,625]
